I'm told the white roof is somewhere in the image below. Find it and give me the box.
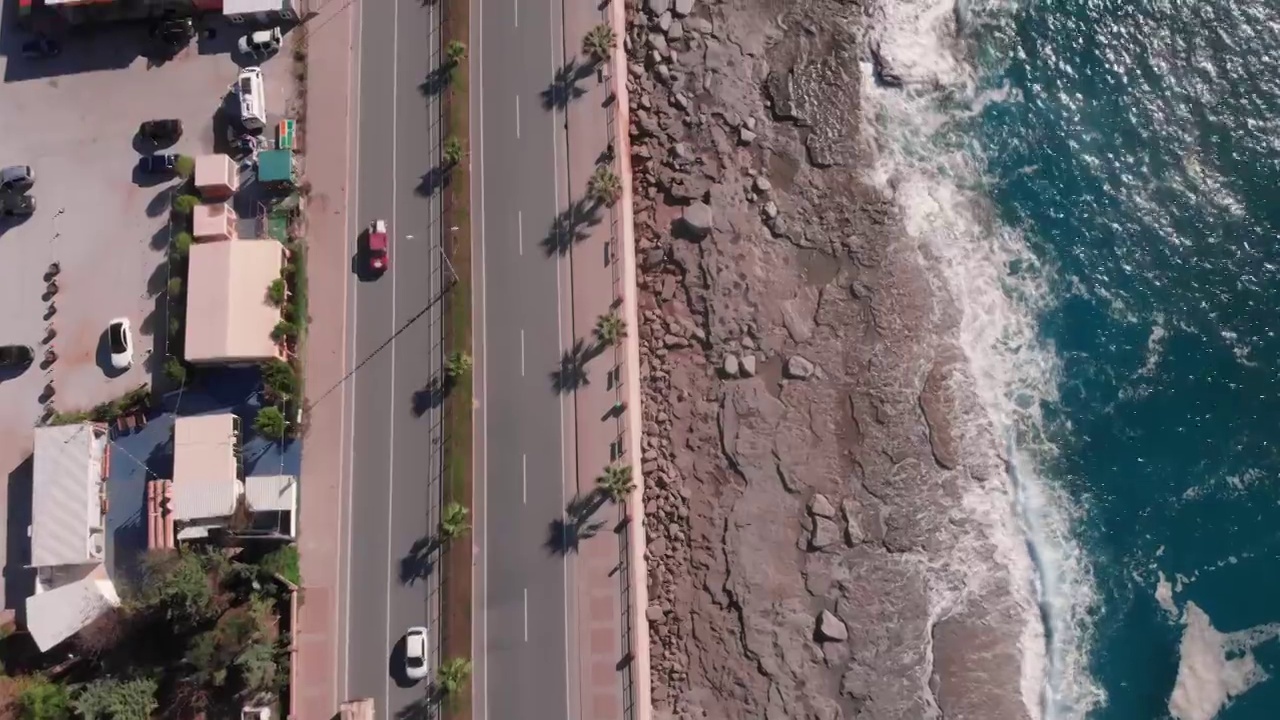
[223,0,292,15]
[173,415,242,520]
[245,475,297,513]
[32,425,106,567]
[25,570,119,652]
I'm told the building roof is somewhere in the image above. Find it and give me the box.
[245,475,297,513]
[194,154,237,191]
[32,424,106,568]
[257,149,293,183]
[192,203,235,240]
[223,0,294,16]
[25,566,119,652]
[173,414,242,520]
[185,239,283,363]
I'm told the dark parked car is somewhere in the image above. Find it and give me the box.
[20,38,60,59]
[0,165,34,193]
[150,18,194,48]
[0,194,35,217]
[138,119,183,146]
[0,345,33,371]
[138,153,179,175]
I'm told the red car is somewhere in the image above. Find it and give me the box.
[367,219,390,274]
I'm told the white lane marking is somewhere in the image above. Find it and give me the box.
[517,210,524,255]
[515,95,521,138]
[547,0,572,713]
[340,0,366,704]
[522,453,527,504]
[478,0,491,714]
[514,0,518,27]
[520,329,525,376]
[382,0,401,712]
[523,588,529,642]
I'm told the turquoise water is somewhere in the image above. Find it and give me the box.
[974,0,1280,717]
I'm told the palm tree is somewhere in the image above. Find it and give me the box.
[587,164,622,207]
[582,23,616,65]
[597,463,634,503]
[443,136,464,167]
[254,406,287,440]
[436,657,473,696]
[445,351,473,379]
[594,310,626,348]
[446,40,467,65]
[439,501,470,542]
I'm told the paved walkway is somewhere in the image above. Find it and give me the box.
[295,0,359,716]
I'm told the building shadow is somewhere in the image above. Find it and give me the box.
[540,198,602,257]
[0,15,143,83]
[541,57,592,110]
[4,456,34,617]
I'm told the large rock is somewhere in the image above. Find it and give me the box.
[646,0,671,15]
[673,0,694,16]
[784,355,814,379]
[680,202,713,238]
[810,517,840,550]
[740,355,757,377]
[722,353,740,377]
[816,609,848,642]
[807,493,836,519]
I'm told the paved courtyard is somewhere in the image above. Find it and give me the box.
[0,16,297,611]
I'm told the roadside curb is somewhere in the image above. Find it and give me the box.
[608,0,653,717]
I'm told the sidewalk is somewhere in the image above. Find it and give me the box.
[561,0,651,717]
[295,0,359,717]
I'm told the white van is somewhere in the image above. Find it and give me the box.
[236,66,267,132]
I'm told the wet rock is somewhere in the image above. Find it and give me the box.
[810,517,840,549]
[722,353,740,377]
[680,202,713,238]
[816,609,848,642]
[784,355,814,379]
[807,493,836,519]
[739,354,757,377]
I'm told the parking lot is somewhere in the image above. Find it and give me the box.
[0,14,295,610]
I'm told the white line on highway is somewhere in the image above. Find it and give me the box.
[515,95,521,138]
[522,453,527,504]
[523,588,529,642]
[513,0,518,27]
[478,0,492,714]
[517,210,524,255]
[382,0,402,712]
[520,329,525,376]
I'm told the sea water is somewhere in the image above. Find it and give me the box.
[864,0,1280,718]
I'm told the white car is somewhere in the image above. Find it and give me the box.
[237,28,282,58]
[404,626,430,681]
[107,318,133,370]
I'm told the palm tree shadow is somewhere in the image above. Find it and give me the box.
[417,166,450,197]
[419,64,453,96]
[541,198,603,257]
[412,376,447,418]
[551,337,602,394]
[541,57,593,110]
[399,535,440,586]
[393,696,435,719]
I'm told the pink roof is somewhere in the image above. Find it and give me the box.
[185,240,283,363]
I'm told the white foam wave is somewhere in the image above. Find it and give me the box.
[1168,603,1280,720]
[861,0,1101,717]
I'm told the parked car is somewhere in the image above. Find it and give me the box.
[20,38,60,59]
[0,345,33,371]
[238,28,282,59]
[0,165,34,193]
[138,119,183,147]
[403,626,429,681]
[0,194,35,217]
[150,18,194,48]
[107,318,133,370]
[138,153,179,175]
[367,219,390,275]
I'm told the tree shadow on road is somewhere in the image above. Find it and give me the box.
[416,166,451,198]
[399,535,440,586]
[540,197,603,257]
[551,338,604,395]
[393,696,435,719]
[411,376,447,418]
[545,490,609,555]
[541,57,593,111]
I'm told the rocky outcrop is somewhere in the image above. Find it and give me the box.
[625,0,1033,717]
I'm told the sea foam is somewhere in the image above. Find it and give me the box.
[861,0,1101,717]
[1168,603,1280,720]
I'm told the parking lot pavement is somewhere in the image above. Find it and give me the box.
[0,20,296,611]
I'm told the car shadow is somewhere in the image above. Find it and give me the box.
[96,329,129,379]
[387,635,425,689]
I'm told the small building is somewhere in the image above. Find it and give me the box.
[25,424,118,652]
[194,154,239,202]
[222,0,298,24]
[185,239,284,365]
[256,149,296,190]
[172,414,244,540]
[192,202,238,242]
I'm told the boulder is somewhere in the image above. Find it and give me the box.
[740,355,757,377]
[646,0,672,15]
[807,493,836,519]
[647,605,665,622]
[673,0,694,16]
[816,610,848,642]
[722,353,740,377]
[657,11,673,31]
[784,355,814,379]
[667,21,684,41]
[754,176,772,193]
[738,127,757,145]
[680,202,713,238]
[842,498,866,545]
[810,517,840,550]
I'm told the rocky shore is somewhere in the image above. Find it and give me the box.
[624,0,1041,718]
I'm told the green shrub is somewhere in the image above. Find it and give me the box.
[167,277,183,297]
[171,231,193,258]
[164,357,187,385]
[443,136,463,166]
[258,545,301,585]
[271,320,297,343]
[18,675,71,720]
[267,278,287,307]
[171,195,199,215]
[174,155,196,179]
[254,406,287,440]
[260,359,298,401]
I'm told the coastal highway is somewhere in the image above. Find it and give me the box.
[471,0,577,714]
[336,0,445,715]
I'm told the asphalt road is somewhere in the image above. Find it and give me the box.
[337,0,446,715]
[472,0,577,716]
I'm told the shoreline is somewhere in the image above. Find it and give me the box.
[625,0,1043,717]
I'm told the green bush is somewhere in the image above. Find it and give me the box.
[271,320,297,343]
[260,359,298,402]
[446,40,467,64]
[171,231,193,258]
[18,676,71,720]
[71,677,159,720]
[174,155,196,180]
[254,406,287,440]
[167,277,183,297]
[443,136,464,166]
[164,356,187,385]
[267,278,287,307]
[167,316,182,340]
[258,545,301,585]
[171,194,199,215]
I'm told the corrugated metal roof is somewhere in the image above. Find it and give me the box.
[32,425,106,568]
[25,568,119,651]
[173,415,242,520]
[185,239,284,363]
[245,474,296,513]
